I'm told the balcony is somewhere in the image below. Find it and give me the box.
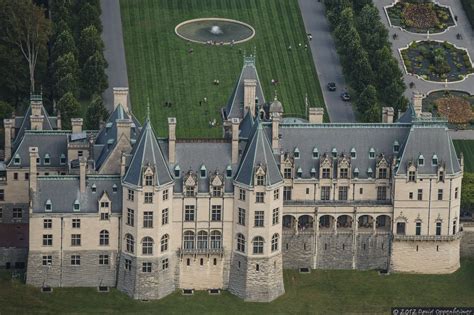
[393,231,463,242]
[284,199,392,206]
[178,247,224,255]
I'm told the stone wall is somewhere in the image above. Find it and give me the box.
[355,233,390,270]
[178,253,225,290]
[228,252,248,299]
[245,253,284,302]
[117,253,137,297]
[461,223,474,258]
[282,232,314,269]
[133,253,176,300]
[0,203,29,224]
[317,232,354,269]
[0,247,28,268]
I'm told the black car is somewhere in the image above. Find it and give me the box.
[341,92,350,101]
[327,82,336,91]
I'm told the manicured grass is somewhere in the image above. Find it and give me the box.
[120,0,324,138]
[2,260,474,314]
[454,140,474,172]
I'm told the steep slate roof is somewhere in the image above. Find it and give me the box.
[397,126,461,175]
[123,120,173,187]
[32,175,122,213]
[235,119,283,187]
[224,57,265,120]
[239,111,255,139]
[397,105,415,124]
[13,104,56,147]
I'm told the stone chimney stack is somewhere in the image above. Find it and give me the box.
[3,119,14,161]
[79,156,87,193]
[272,115,280,153]
[113,87,129,113]
[29,147,39,194]
[231,118,240,164]
[56,111,62,130]
[116,119,131,141]
[30,97,44,130]
[71,118,83,134]
[382,107,394,123]
[412,91,423,116]
[168,117,176,164]
[244,79,257,117]
[308,107,324,124]
[121,154,126,177]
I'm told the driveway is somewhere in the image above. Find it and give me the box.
[298,0,356,123]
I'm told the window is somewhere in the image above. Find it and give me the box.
[367,168,373,178]
[71,234,81,246]
[142,262,152,273]
[72,219,80,228]
[378,168,387,179]
[453,221,457,235]
[60,154,66,165]
[13,208,22,219]
[438,189,443,201]
[369,148,375,159]
[163,189,169,201]
[0,207,2,219]
[13,172,18,180]
[162,208,169,225]
[272,208,279,225]
[271,234,279,252]
[312,148,319,159]
[211,205,222,221]
[183,231,194,249]
[253,237,264,254]
[185,186,195,197]
[339,168,348,179]
[439,171,444,182]
[100,201,109,208]
[294,148,300,159]
[145,175,153,186]
[161,234,169,252]
[43,219,52,229]
[322,168,330,179]
[255,211,264,227]
[99,255,109,265]
[396,222,406,235]
[73,200,80,212]
[42,255,52,266]
[174,166,181,178]
[91,184,97,193]
[256,175,265,186]
[25,173,29,180]
[112,184,118,193]
[143,211,153,228]
[100,230,109,246]
[226,166,232,178]
[125,234,135,253]
[338,186,348,201]
[237,234,245,252]
[274,189,279,200]
[13,154,20,165]
[212,186,222,197]
[418,155,424,166]
[283,186,292,201]
[455,187,459,199]
[71,255,80,266]
[210,231,221,249]
[78,150,83,157]
[284,168,292,179]
[239,189,246,201]
[377,186,387,201]
[100,213,109,221]
[311,168,317,178]
[432,155,438,166]
[408,171,416,182]
[43,234,52,246]
[238,208,246,225]
[296,168,303,178]
[142,237,154,255]
[331,148,337,158]
[436,222,442,236]
[393,142,400,153]
[255,192,264,203]
[128,189,134,201]
[185,205,195,221]
[321,186,331,201]
[162,258,169,270]
[127,208,135,226]
[416,222,421,236]
[0,189,4,201]
[125,259,132,271]
[44,154,50,165]
[197,231,208,249]
[417,189,423,201]
[350,148,356,159]
[144,192,153,204]
[409,192,413,200]
[200,166,207,178]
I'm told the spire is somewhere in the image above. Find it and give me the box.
[146,98,151,122]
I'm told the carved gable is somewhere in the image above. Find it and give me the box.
[184,171,197,187]
[210,172,224,187]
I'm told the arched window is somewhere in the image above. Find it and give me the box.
[100,230,109,246]
[253,236,264,254]
[161,234,169,252]
[210,230,221,249]
[197,231,208,249]
[183,231,195,249]
[236,233,245,252]
[142,236,154,255]
[125,234,134,253]
[271,234,279,252]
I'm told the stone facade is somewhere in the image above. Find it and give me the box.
[461,222,474,258]
[0,247,28,269]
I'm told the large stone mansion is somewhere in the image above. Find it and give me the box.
[0,57,463,302]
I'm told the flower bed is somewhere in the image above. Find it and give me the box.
[400,41,474,82]
[423,91,474,127]
[387,1,455,33]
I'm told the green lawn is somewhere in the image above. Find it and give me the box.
[2,260,474,314]
[454,140,474,172]
[120,0,325,138]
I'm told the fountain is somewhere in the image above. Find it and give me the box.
[210,25,223,35]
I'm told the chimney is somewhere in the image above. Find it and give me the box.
[3,119,14,161]
[121,154,126,177]
[79,156,86,193]
[30,97,42,116]
[272,115,280,153]
[231,118,240,164]
[308,107,324,124]
[116,119,131,141]
[71,118,83,134]
[244,79,257,117]
[113,87,129,113]
[460,152,464,171]
[30,115,44,130]
[168,117,176,164]
[382,107,394,123]
[56,111,62,130]
[29,147,39,194]
[412,91,423,116]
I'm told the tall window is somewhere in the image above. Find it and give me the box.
[378,168,387,179]
[210,231,221,249]
[161,234,169,252]
[439,171,444,182]
[274,189,279,200]
[71,255,80,266]
[127,208,135,226]
[125,234,135,253]
[239,189,246,201]
[377,186,387,201]
[322,168,330,179]
[185,205,195,221]
[183,231,195,249]
[255,192,264,203]
[237,234,245,252]
[128,189,134,201]
[12,208,22,219]
[211,205,222,221]
[72,219,81,228]
[438,189,443,201]
[455,187,459,199]
[99,255,109,265]
[185,186,195,197]
[71,234,81,246]
[42,255,52,266]
[162,208,169,225]
[338,186,348,201]
[212,186,222,197]
[436,222,442,236]
[197,231,208,249]
[0,189,4,201]
[272,208,279,225]
[396,222,406,235]
[238,208,246,225]
[254,211,264,227]
[144,192,153,204]
[283,186,292,201]
[145,175,153,186]
[256,175,265,186]
[253,236,264,254]
[415,222,421,236]
[162,258,169,270]
[271,234,279,252]
[43,234,53,246]
[163,189,169,201]
[142,237,154,255]
[408,171,416,182]
[142,262,152,273]
[339,168,348,179]
[417,189,423,201]
[43,219,52,229]
[143,211,153,228]
[100,230,109,246]
[321,186,331,201]
[284,168,292,179]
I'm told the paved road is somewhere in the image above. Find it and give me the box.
[298,0,356,123]
[100,0,129,111]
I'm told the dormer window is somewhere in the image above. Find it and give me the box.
[393,141,400,153]
[378,168,387,179]
[432,155,438,166]
[174,165,181,178]
[350,148,356,159]
[45,199,52,212]
[312,148,319,159]
[13,154,20,165]
[408,170,416,182]
[339,168,348,179]
[369,148,375,159]
[294,148,300,159]
[296,167,303,178]
[106,122,112,129]
[44,153,50,165]
[73,200,80,212]
[199,165,206,178]
[332,148,337,158]
[145,175,153,186]
[367,168,373,178]
[438,170,444,182]
[418,155,424,166]
[256,175,265,186]
[36,157,40,165]
[112,184,118,193]
[310,168,316,178]
[60,154,66,165]
[353,168,359,178]
[226,165,232,178]
[91,184,97,193]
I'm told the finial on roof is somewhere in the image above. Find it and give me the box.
[146,98,150,121]
[274,90,278,101]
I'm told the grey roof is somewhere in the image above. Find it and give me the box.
[8,131,68,168]
[397,126,461,175]
[239,111,255,139]
[123,120,173,187]
[397,105,415,124]
[235,119,283,187]
[13,105,56,147]
[32,175,122,213]
[224,60,265,119]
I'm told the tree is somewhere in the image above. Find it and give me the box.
[363,102,381,123]
[356,85,378,115]
[56,92,80,129]
[85,95,109,130]
[352,0,373,13]
[1,0,51,93]
[81,51,108,97]
[355,5,389,58]
[51,29,77,62]
[348,48,374,93]
[77,3,102,34]
[461,173,474,214]
[53,52,79,99]
[55,72,78,100]
[0,100,14,120]
[78,25,103,67]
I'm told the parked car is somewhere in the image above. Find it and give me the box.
[327,82,336,91]
[340,92,350,101]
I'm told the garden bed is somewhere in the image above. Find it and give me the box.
[400,41,474,82]
[423,90,474,128]
[387,0,455,33]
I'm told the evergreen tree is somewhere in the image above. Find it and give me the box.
[363,101,381,123]
[78,25,103,67]
[55,72,78,100]
[51,29,77,61]
[56,92,80,129]
[356,5,389,59]
[355,85,378,115]
[81,51,108,97]
[77,3,102,34]
[348,48,374,93]
[85,95,109,130]
[52,52,79,99]
[0,100,14,120]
